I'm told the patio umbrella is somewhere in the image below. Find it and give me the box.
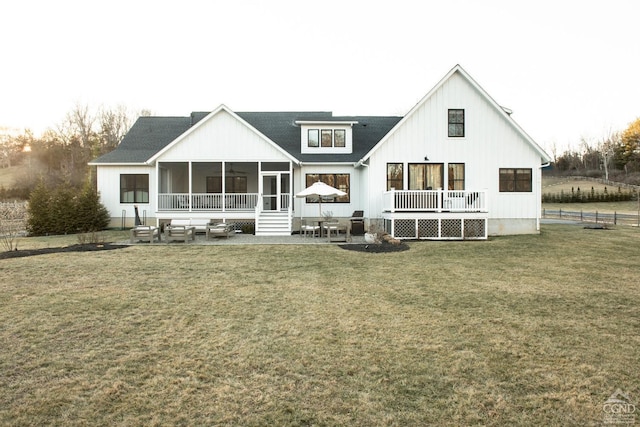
[295,181,347,218]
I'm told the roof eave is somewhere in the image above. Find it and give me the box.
[88,161,150,167]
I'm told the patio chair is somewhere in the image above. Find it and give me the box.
[324,221,349,243]
[165,225,196,243]
[300,220,320,238]
[206,222,234,240]
[130,226,161,243]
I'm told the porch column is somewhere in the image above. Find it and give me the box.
[188,161,193,212]
[221,161,226,212]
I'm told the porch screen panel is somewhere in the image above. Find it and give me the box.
[226,176,247,193]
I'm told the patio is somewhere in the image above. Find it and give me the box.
[122,232,367,246]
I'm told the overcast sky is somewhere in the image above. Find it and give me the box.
[1,0,638,153]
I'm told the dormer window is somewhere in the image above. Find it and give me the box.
[321,129,332,147]
[334,129,345,147]
[308,129,319,147]
[298,120,357,154]
[307,129,347,148]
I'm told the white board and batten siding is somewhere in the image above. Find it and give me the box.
[157,109,292,163]
[97,165,157,227]
[366,70,547,234]
[295,164,360,220]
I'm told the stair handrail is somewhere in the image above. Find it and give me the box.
[254,195,262,232]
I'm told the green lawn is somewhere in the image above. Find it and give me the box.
[1,225,639,426]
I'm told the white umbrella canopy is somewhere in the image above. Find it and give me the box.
[296,181,347,218]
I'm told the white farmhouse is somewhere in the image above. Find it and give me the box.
[90,65,551,239]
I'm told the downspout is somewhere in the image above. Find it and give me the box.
[537,161,551,231]
[354,159,370,231]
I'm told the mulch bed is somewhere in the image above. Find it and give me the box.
[1,241,410,258]
[0,243,129,260]
[339,242,410,253]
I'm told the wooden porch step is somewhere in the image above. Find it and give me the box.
[255,211,291,236]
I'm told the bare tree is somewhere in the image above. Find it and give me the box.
[599,128,619,181]
[57,103,97,147]
[99,104,134,151]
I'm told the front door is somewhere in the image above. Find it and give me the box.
[262,175,278,211]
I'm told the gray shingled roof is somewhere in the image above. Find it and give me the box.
[90,110,402,164]
[90,116,192,164]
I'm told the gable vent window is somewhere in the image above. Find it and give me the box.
[448,109,465,137]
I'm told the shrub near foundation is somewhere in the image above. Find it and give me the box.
[26,181,109,236]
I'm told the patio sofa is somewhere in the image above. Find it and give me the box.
[169,218,210,233]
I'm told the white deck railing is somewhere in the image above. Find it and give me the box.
[382,189,487,212]
[158,193,259,211]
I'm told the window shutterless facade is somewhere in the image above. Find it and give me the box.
[408,163,443,190]
[321,129,333,147]
[305,173,350,203]
[307,128,346,148]
[120,174,149,203]
[334,129,346,147]
[499,168,532,192]
[387,163,403,190]
[308,129,319,147]
[448,163,465,190]
[448,109,465,137]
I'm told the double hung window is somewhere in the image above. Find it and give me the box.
[448,109,465,137]
[448,163,465,190]
[386,163,403,190]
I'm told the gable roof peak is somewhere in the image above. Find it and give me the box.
[357,64,551,164]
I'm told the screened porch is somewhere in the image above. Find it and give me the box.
[157,161,292,213]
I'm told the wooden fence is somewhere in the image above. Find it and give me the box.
[542,208,640,227]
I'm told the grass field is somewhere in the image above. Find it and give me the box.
[1,225,638,426]
[542,176,640,215]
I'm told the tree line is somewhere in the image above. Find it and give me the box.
[0,104,148,199]
[548,118,640,184]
